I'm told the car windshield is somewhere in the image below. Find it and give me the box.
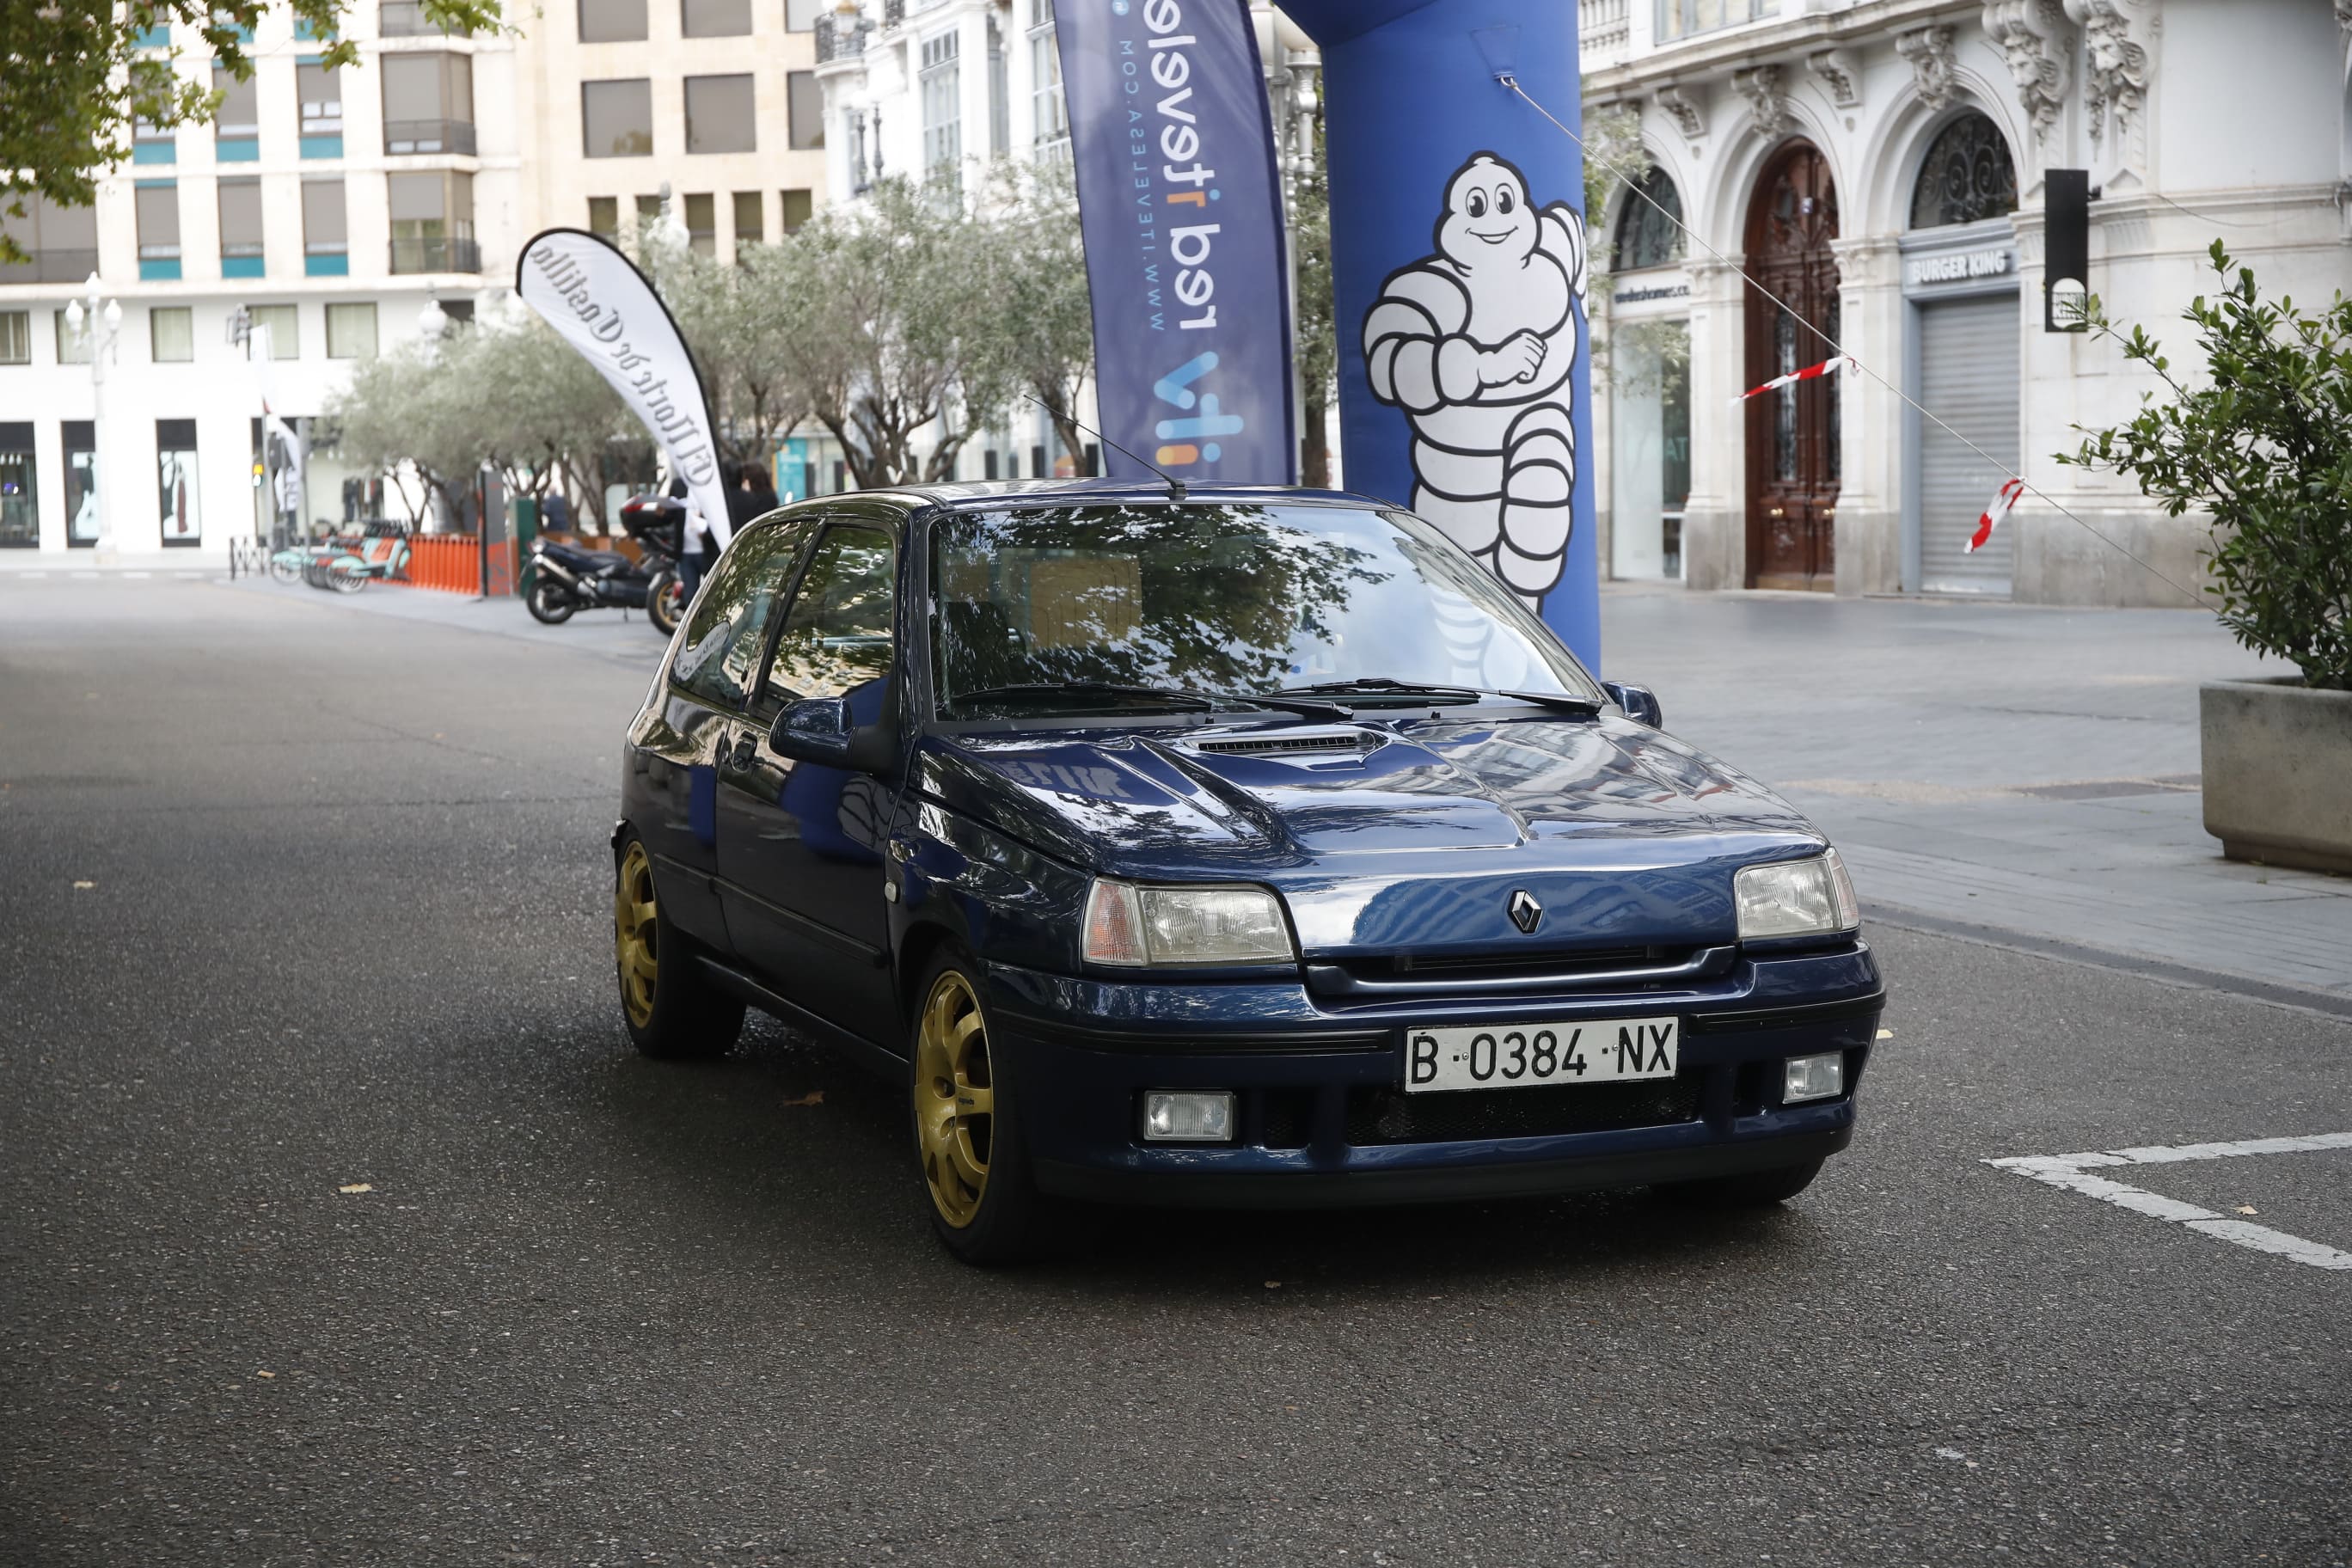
[927,502,1600,715]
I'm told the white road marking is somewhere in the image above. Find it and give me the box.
[1988,1132,2352,1271]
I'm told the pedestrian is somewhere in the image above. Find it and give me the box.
[746,459,778,518]
[723,461,762,535]
[678,488,720,604]
[541,488,572,536]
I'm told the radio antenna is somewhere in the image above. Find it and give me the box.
[1022,395,1185,502]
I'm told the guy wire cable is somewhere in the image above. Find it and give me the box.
[1498,71,2209,609]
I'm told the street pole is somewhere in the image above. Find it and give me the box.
[64,273,123,564]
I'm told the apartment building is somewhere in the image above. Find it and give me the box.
[1579,0,2349,604]
[0,3,518,559]
[511,0,832,261]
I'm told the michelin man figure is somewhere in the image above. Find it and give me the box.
[1363,152,1588,611]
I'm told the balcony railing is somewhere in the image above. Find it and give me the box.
[389,235,481,273]
[380,1,467,34]
[383,118,476,156]
[1580,0,1630,56]
[815,13,868,60]
[1655,0,1776,44]
[0,249,101,284]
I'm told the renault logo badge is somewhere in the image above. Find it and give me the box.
[1508,889,1542,934]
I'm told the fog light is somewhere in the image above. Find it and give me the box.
[1784,1052,1845,1104]
[1142,1090,1235,1142]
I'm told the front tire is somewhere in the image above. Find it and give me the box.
[528,579,579,625]
[614,835,744,1060]
[1657,1158,1824,1209]
[910,950,1080,1265]
[646,568,685,635]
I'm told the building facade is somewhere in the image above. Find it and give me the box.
[0,3,520,560]
[1582,0,2350,604]
[511,0,831,262]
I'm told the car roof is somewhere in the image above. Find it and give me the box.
[865,478,1393,513]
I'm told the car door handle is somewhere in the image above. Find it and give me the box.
[727,732,761,769]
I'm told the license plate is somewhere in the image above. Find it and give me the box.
[1404,1018,1678,1093]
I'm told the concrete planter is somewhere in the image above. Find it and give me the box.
[2201,677,2352,875]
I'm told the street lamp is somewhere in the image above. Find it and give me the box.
[416,295,450,340]
[63,273,125,561]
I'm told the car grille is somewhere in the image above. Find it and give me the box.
[1341,945,1698,985]
[1345,1074,1704,1146]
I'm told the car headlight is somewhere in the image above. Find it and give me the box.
[1735,849,1859,940]
[1082,879,1297,966]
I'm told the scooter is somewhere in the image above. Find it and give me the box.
[526,495,686,634]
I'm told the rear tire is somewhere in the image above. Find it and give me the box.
[528,579,579,625]
[1656,1158,1823,1209]
[910,948,1087,1265]
[614,834,744,1060]
[646,568,685,635]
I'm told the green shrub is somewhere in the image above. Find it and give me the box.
[2061,242,2352,690]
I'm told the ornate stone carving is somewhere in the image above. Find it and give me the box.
[1896,25,1958,113]
[1732,64,1797,136]
[1655,81,1706,141]
[1981,0,2072,144]
[2338,0,2350,34]
[1805,48,1863,109]
[2066,0,2148,155]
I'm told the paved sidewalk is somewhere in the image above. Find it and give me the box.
[1604,585,2352,1007]
[217,569,673,667]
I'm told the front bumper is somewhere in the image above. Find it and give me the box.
[988,944,1883,1210]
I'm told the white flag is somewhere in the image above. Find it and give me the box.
[514,229,734,546]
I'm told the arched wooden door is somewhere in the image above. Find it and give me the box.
[1743,142,1842,591]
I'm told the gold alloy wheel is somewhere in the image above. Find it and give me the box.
[914,970,994,1228]
[614,842,659,1028]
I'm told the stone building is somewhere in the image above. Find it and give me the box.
[1580,0,2349,603]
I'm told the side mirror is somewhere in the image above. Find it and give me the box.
[769,695,900,774]
[1601,680,1663,730]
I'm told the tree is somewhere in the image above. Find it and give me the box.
[749,179,1012,488]
[1288,112,1337,487]
[637,218,808,470]
[2061,242,2352,690]
[971,161,1095,477]
[2,0,500,264]
[322,312,636,529]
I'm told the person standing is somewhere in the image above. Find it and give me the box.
[677,469,720,603]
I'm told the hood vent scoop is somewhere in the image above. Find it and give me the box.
[1191,726,1380,758]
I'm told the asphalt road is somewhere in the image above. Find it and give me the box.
[3,578,2348,1567]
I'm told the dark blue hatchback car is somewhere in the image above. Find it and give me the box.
[614,481,1883,1262]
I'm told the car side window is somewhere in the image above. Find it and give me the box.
[762,525,897,709]
[671,520,815,711]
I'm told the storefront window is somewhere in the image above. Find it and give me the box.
[158,418,201,546]
[1608,327,1689,581]
[1910,113,2018,230]
[64,421,97,546]
[0,423,37,547]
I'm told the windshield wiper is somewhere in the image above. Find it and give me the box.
[1280,677,1602,715]
[944,682,1352,721]
[1280,677,1483,705]
[1498,689,1605,714]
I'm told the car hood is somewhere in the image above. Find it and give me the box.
[916,715,1827,955]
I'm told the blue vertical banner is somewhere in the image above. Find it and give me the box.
[1053,0,1296,484]
[1278,3,1599,671]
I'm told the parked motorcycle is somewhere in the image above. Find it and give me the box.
[526,494,686,634]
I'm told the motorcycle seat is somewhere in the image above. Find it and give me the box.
[543,544,633,571]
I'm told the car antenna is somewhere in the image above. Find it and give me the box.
[1022,394,1185,502]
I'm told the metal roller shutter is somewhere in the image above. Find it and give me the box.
[1916,292,2021,596]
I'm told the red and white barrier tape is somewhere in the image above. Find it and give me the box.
[1730,355,1859,405]
[1966,478,2026,554]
